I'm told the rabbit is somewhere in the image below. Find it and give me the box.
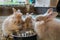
[23,13,34,30]
[34,8,60,40]
[2,8,24,38]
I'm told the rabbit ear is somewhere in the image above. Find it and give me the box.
[17,9,21,13]
[17,9,22,15]
[45,8,58,19]
[12,8,17,13]
[30,13,33,15]
[27,13,33,17]
[45,8,53,15]
[25,13,29,17]
[43,8,58,22]
[26,13,29,15]
[44,12,58,22]
[25,13,32,19]
[47,12,58,19]
[47,8,53,13]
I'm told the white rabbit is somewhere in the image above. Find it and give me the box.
[34,8,60,40]
[2,8,24,38]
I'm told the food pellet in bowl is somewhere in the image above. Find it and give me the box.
[13,30,37,40]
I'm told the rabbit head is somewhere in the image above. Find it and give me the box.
[25,13,33,22]
[12,8,23,25]
[12,8,22,19]
[36,8,58,23]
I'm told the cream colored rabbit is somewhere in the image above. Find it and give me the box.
[2,8,23,38]
[23,13,34,30]
[34,8,60,40]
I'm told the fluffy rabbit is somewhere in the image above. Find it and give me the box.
[34,8,60,40]
[2,8,23,38]
[23,13,34,30]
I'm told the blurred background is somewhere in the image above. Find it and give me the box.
[0,0,59,16]
[0,0,60,40]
